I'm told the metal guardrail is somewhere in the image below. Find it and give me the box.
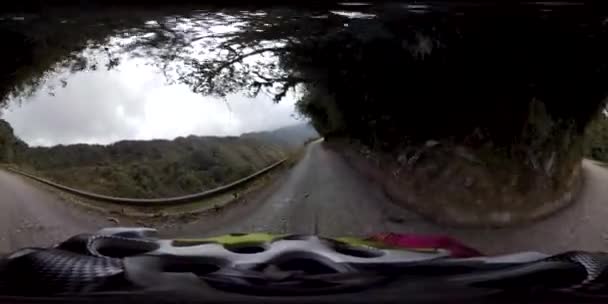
[7,159,286,206]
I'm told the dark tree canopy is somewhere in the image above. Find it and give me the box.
[116,4,608,153]
[2,3,608,160]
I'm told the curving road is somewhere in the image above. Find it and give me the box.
[2,140,608,255]
[161,139,415,238]
[160,141,608,255]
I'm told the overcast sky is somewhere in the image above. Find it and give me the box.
[2,57,300,147]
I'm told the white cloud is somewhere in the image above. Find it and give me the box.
[2,57,299,147]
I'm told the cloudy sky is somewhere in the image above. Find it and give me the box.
[2,57,300,147]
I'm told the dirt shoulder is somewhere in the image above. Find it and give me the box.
[324,138,583,227]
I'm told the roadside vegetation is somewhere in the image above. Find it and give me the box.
[584,111,608,163]
[0,120,318,198]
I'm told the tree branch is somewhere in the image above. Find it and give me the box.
[212,46,288,75]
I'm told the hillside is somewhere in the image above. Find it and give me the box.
[7,121,317,198]
[242,123,319,148]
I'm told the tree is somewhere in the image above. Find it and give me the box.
[4,4,608,171]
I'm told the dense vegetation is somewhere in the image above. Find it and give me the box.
[294,6,606,154]
[0,120,317,198]
[0,120,27,163]
[584,112,608,163]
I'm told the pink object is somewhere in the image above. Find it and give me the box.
[370,233,483,258]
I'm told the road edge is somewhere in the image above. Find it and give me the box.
[325,140,585,228]
[5,159,286,205]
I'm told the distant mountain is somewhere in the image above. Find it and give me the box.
[243,123,319,149]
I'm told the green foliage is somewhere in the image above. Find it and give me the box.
[10,122,316,198]
[296,86,345,137]
[21,137,285,198]
[584,112,608,162]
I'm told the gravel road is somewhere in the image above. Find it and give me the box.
[2,140,608,255]
[161,139,414,238]
[0,169,108,252]
[162,141,608,255]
